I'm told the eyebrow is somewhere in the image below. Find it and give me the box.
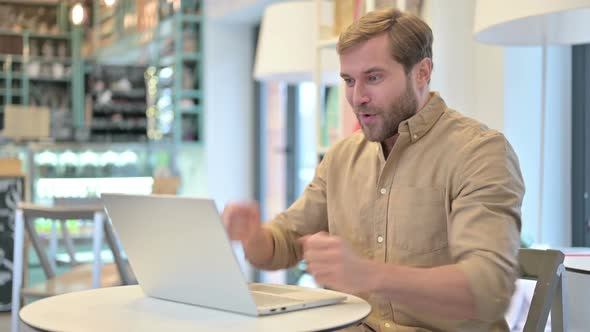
[340,67,386,78]
[363,67,385,74]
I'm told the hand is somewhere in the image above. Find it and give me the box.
[299,232,375,294]
[222,201,263,246]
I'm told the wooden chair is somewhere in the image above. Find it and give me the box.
[519,248,567,332]
[151,176,181,195]
[11,202,134,332]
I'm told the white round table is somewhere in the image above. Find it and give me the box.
[563,248,590,273]
[19,285,371,332]
[562,248,590,332]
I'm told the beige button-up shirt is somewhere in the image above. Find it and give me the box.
[263,93,524,332]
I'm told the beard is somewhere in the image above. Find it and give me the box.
[355,79,418,142]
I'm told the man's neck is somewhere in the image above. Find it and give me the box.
[381,134,399,159]
[380,91,433,159]
[416,89,432,112]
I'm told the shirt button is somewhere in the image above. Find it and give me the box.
[377,236,384,243]
[385,322,392,328]
[413,134,418,139]
[380,188,387,195]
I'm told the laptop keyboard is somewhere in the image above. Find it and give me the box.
[249,284,296,295]
[251,292,303,306]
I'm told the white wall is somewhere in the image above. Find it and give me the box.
[504,47,572,247]
[422,0,505,131]
[177,144,208,197]
[422,0,572,247]
[205,0,287,23]
[203,19,257,279]
[203,21,256,207]
[543,46,572,247]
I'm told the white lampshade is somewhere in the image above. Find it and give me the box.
[474,0,590,45]
[254,1,340,84]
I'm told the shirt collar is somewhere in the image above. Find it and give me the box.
[399,92,447,143]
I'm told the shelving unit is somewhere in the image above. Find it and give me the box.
[91,0,204,143]
[0,1,82,140]
[86,64,148,142]
[313,0,363,161]
[155,0,203,142]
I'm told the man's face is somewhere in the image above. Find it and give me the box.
[339,34,418,142]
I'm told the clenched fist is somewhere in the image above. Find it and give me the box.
[222,201,262,246]
[300,232,376,294]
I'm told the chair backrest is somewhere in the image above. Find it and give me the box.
[0,157,23,176]
[519,249,566,332]
[151,176,180,195]
[53,197,103,206]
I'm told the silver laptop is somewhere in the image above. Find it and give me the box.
[101,193,346,316]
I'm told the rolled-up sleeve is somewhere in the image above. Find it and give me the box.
[258,152,331,270]
[450,132,524,322]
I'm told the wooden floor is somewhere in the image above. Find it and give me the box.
[0,311,11,331]
[0,311,39,331]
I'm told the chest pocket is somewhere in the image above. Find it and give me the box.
[389,187,448,255]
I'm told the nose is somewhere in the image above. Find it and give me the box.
[352,83,370,108]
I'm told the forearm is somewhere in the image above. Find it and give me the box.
[367,262,476,320]
[243,225,275,268]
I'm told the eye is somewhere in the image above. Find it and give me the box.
[343,78,354,87]
[367,75,381,83]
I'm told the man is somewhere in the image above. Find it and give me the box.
[223,8,524,332]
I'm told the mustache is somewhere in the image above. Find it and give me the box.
[354,105,380,115]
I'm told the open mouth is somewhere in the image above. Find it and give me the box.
[358,113,377,124]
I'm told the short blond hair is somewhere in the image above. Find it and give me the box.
[337,8,433,74]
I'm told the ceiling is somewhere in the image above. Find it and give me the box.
[205,0,291,24]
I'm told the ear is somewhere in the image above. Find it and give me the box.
[414,58,433,88]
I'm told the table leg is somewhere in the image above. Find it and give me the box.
[92,212,104,288]
[48,221,58,272]
[11,209,24,332]
[551,264,567,332]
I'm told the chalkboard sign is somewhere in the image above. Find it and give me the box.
[0,176,24,311]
